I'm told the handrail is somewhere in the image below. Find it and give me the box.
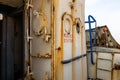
[85,15,97,65]
[61,54,87,64]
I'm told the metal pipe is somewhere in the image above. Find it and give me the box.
[61,54,87,64]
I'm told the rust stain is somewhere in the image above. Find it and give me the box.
[58,12,74,80]
[31,53,52,58]
[81,18,84,80]
[53,0,63,80]
[45,72,49,80]
[60,11,64,80]
[51,0,55,79]
[71,0,76,80]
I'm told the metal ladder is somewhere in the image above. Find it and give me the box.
[85,15,97,65]
[96,53,114,80]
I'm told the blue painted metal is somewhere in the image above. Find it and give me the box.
[85,15,97,64]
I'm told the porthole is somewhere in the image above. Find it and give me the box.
[76,22,80,34]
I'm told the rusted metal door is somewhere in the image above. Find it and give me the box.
[29,0,52,80]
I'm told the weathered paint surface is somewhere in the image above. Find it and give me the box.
[86,25,120,80]
[31,0,52,80]
[113,54,120,80]
[63,13,73,80]
[86,25,120,49]
[87,47,120,80]
[30,0,86,80]
[54,0,86,80]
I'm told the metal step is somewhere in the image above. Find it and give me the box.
[97,68,112,72]
[98,58,112,62]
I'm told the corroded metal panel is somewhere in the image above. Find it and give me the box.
[31,0,52,80]
[31,0,86,80]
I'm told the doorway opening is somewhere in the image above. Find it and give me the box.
[0,12,24,80]
[0,15,3,79]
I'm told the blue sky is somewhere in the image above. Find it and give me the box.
[85,0,120,44]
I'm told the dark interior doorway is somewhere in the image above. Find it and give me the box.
[0,12,24,80]
[0,17,3,79]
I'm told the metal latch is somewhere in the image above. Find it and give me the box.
[26,29,33,42]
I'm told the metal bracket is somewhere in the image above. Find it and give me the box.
[27,36,33,42]
[26,0,34,9]
[25,66,33,80]
[26,29,33,42]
